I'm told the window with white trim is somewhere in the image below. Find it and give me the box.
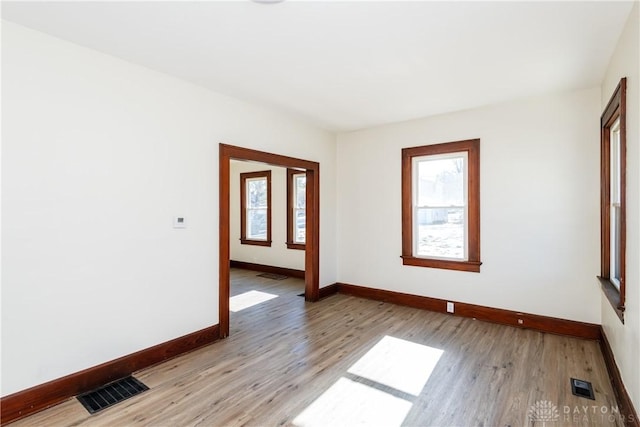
[413,152,467,260]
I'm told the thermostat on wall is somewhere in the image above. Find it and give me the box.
[173,216,187,229]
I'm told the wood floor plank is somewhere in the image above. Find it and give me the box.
[8,268,623,426]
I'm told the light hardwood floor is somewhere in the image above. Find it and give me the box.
[10,269,622,426]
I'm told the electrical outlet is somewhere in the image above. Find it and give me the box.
[518,319,524,325]
[446,301,454,313]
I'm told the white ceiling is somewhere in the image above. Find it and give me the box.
[2,1,634,132]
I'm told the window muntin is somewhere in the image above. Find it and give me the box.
[401,139,480,272]
[240,171,272,246]
[413,152,468,260]
[287,169,306,249]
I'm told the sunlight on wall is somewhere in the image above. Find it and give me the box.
[229,290,278,312]
[293,335,444,427]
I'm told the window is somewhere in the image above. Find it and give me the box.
[610,118,622,289]
[287,169,306,250]
[401,139,481,272]
[240,171,271,246]
[600,78,626,320]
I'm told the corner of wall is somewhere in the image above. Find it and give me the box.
[599,0,640,413]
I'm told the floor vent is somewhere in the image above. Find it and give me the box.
[257,273,289,280]
[77,376,149,414]
[570,378,595,400]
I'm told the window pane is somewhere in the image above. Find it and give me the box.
[295,209,306,243]
[610,118,621,290]
[611,119,621,204]
[295,175,306,208]
[416,207,464,259]
[611,205,621,289]
[417,157,464,206]
[247,209,267,240]
[248,178,267,208]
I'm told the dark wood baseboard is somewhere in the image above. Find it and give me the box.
[230,260,305,279]
[319,283,339,300]
[599,329,639,426]
[336,282,602,340]
[0,324,219,425]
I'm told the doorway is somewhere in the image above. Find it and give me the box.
[219,144,320,338]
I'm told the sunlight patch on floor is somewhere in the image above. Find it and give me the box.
[347,335,444,396]
[293,335,444,427]
[292,377,412,427]
[229,290,278,312]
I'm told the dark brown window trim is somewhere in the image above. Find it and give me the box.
[286,168,306,250]
[286,242,306,250]
[401,256,481,273]
[240,238,273,247]
[600,77,626,322]
[401,138,481,272]
[240,170,272,247]
[598,276,624,323]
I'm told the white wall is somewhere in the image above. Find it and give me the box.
[1,21,336,396]
[337,87,602,323]
[600,2,640,412]
[230,161,305,270]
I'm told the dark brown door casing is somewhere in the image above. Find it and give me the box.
[218,144,320,338]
